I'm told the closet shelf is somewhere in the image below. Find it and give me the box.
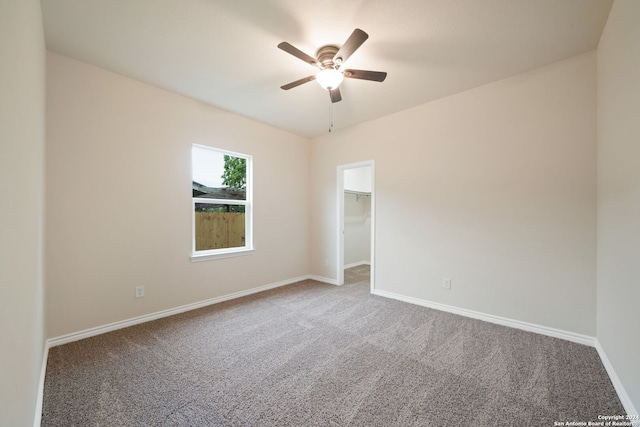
[345,190,371,202]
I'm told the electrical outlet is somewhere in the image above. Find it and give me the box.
[442,278,451,289]
[135,286,145,298]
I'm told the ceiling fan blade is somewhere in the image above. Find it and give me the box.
[343,69,387,82]
[329,87,342,103]
[277,42,318,67]
[280,75,316,90]
[333,29,368,66]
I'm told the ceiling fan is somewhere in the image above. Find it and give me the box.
[277,29,387,103]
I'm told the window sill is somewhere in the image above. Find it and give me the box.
[191,248,255,262]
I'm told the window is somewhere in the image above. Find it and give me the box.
[191,145,253,261]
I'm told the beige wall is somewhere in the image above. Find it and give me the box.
[597,0,640,413]
[46,52,310,338]
[0,0,46,425]
[311,52,597,335]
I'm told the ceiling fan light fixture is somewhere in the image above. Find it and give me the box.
[315,68,344,90]
[278,29,385,103]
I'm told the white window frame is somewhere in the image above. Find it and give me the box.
[191,145,254,262]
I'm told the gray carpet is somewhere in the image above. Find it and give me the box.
[42,266,624,426]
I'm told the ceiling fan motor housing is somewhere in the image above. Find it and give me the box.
[316,45,340,69]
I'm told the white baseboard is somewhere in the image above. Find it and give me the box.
[371,289,596,346]
[595,340,639,424]
[33,341,49,427]
[371,289,640,420]
[308,275,338,285]
[40,276,636,424]
[39,274,324,425]
[47,275,312,348]
[344,261,371,269]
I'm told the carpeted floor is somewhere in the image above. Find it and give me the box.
[42,266,625,426]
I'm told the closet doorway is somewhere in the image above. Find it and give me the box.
[337,161,375,291]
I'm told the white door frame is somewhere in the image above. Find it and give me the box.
[337,160,375,292]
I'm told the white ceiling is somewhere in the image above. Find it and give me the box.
[42,0,612,139]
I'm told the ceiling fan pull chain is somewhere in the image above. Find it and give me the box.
[329,99,334,133]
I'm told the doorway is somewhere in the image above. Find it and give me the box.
[337,161,375,291]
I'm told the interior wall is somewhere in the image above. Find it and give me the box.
[46,52,310,338]
[344,192,371,266]
[311,52,597,335]
[344,167,372,193]
[0,0,46,425]
[596,0,640,413]
[344,165,372,267]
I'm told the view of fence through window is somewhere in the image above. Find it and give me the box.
[192,145,250,253]
[194,208,245,250]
